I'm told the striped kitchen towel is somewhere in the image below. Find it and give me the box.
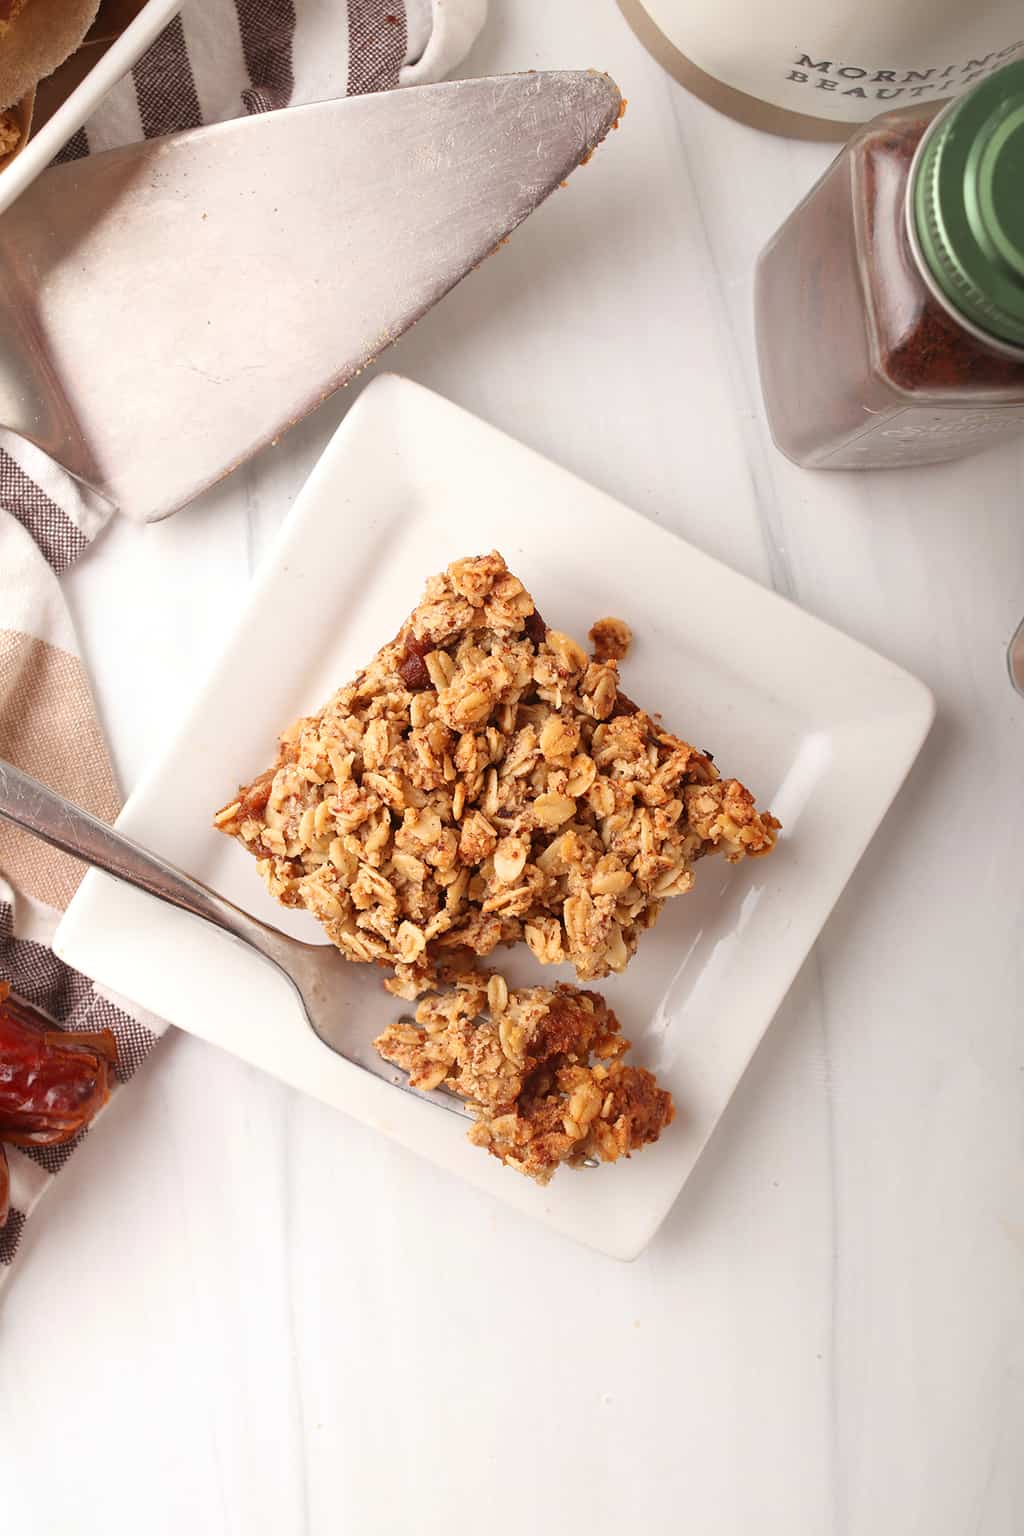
[0,0,485,1283]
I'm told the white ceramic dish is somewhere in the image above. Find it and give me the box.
[0,0,180,218]
[55,375,934,1258]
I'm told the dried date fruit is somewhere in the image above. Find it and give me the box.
[398,629,432,691]
[0,982,117,1150]
[523,608,549,646]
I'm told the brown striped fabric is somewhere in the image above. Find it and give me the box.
[0,1208,26,1268]
[235,0,297,115]
[133,12,202,137]
[0,631,121,910]
[0,449,88,574]
[347,0,408,94]
[52,125,90,163]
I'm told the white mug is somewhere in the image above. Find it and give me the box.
[619,0,1024,138]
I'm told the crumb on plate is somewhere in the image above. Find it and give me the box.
[589,615,632,662]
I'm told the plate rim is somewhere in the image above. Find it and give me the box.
[54,373,935,1257]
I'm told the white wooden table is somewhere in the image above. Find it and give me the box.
[4,4,1022,1532]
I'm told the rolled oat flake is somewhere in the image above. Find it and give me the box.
[755,59,1024,469]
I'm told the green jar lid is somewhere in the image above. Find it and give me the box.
[912,59,1024,350]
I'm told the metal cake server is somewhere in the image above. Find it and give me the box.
[0,71,622,523]
[0,760,473,1122]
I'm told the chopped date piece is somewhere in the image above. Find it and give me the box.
[523,608,549,646]
[610,689,640,718]
[0,982,117,1153]
[398,631,433,691]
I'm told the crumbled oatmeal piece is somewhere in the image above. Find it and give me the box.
[215,552,778,985]
[374,971,674,1183]
[0,110,21,159]
[589,615,632,663]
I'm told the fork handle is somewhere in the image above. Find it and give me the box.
[1009,614,1024,697]
[0,760,300,974]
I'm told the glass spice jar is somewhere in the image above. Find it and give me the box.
[755,60,1024,468]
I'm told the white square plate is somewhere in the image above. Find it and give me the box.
[55,375,934,1258]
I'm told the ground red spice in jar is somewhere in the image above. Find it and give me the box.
[755,62,1024,469]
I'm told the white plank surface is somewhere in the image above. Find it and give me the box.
[3,3,1022,1533]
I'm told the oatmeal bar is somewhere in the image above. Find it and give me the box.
[214,551,778,988]
[374,970,674,1183]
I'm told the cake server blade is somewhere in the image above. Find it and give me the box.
[0,71,622,522]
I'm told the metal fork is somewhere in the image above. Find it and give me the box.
[1009,616,1024,698]
[0,760,472,1122]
